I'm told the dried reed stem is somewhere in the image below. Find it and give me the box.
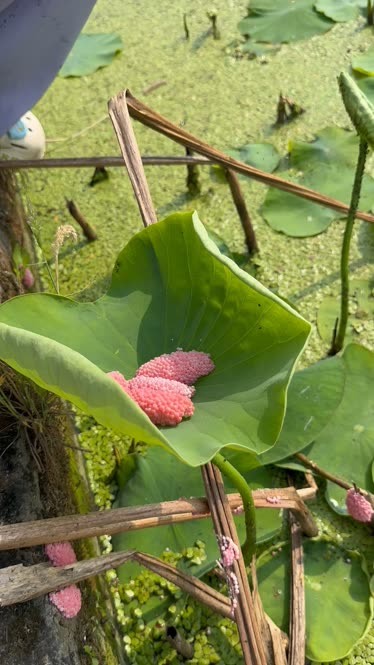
[225,169,258,254]
[66,199,97,241]
[108,90,157,226]
[0,488,316,552]
[0,549,232,617]
[125,91,374,225]
[288,513,306,665]
[133,552,232,619]
[294,452,352,490]
[202,463,267,665]
[0,156,211,169]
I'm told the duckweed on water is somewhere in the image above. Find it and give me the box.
[117,564,243,664]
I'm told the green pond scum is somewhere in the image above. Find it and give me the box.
[18,0,374,662]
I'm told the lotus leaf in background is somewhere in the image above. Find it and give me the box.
[261,127,374,237]
[228,143,280,174]
[315,0,366,22]
[256,540,373,662]
[357,77,374,105]
[210,142,279,187]
[275,344,374,513]
[260,354,345,465]
[113,447,282,581]
[352,45,374,77]
[206,230,249,269]
[59,33,123,77]
[317,278,374,345]
[238,0,333,44]
[0,212,310,467]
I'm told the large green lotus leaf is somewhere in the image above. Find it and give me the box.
[315,0,365,22]
[277,344,374,508]
[317,279,374,345]
[113,447,282,581]
[238,0,333,44]
[59,33,123,77]
[0,212,310,467]
[261,128,374,237]
[352,46,374,77]
[260,355,345,465]
[256,539,373,662]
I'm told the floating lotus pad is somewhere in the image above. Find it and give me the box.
[261,127,374,237]
[274,344,374,513]
[0,212,310,466]
[256,539,373,662]
[59,33,123,77]
[315,0,365,23]
[238,0,333,44]
[317,279,374,345]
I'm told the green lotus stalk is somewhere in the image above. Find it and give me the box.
[330,73,374,354]
[330,139,368,354]
[212,452,256,565]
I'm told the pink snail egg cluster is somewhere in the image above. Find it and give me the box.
[108,350,214,427]
[49,586,82,619]
[45,542,81,618]
[346,488,374,523]
[45,542,77,567]
[136,349,215,385]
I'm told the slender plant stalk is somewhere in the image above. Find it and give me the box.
[330,139,368,355]
[212,452,256,564]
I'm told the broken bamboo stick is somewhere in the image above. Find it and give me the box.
[0,487,317,552]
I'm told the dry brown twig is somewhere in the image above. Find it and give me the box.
[125,91,374,225]
[66,199,97,242]
[0,549,231,617]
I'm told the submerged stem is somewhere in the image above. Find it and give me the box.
[330,138,368,355]
[212,453,256,565]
